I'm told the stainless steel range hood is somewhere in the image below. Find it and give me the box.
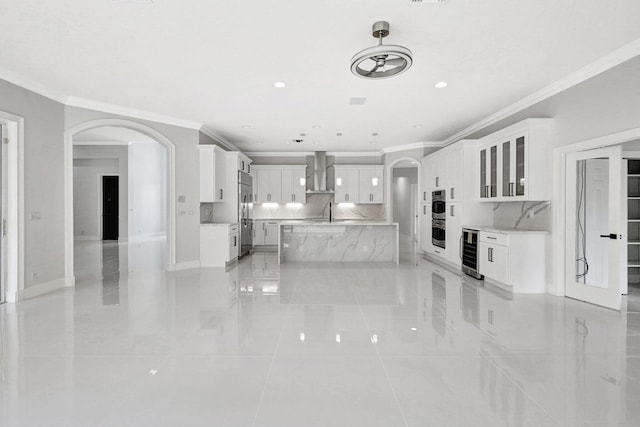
[307,151,334,194]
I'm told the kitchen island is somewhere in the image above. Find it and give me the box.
[278,221,399,264]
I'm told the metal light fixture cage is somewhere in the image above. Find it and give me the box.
[350,21,413,79]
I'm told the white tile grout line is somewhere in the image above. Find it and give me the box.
[349,280,410,427]
[251,302,290,427]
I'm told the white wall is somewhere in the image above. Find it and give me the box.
[0,78,65,291]
[73,145,129,240]
[128,142,167,239]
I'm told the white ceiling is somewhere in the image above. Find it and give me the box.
[2,0,640,152]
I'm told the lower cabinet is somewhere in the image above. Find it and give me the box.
[478,230,546,293]
[200,223,239,267]
[253,220,279,247]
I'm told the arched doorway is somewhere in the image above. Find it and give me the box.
[64,119,177,287]
[386,157,422,256]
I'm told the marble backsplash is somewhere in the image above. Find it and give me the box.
[492,201,551,231]
[252,193,385,221]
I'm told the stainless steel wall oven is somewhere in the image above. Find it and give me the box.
[432,190,446,248]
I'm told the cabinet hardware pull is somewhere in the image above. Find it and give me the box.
[510,182,514,196]
[219,189,223,200]
[459,235,463,260]
[487,236,497,240]
[424,191,427,201]
[451,188,455,200]
[450,205,454,217]
[423,205,426,215]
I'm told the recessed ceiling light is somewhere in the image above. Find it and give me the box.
[274,81,287,88]
[256,141,264,144]
[435,81,448,88]
[312,125,321,129]
[240,125,251,129]
[413,124,423,128]
[336,133,342,137]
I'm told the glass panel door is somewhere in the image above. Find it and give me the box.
[515,136,525,196]
[502,141,511,197]
[480,149,487,198]
[490,145,497,198]
[566,146,625,310]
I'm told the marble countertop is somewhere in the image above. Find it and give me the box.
[279,220,397,226]
[463,225,549,235]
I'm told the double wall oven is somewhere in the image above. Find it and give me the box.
[431,190,446,249]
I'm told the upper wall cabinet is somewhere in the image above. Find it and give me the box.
[252,165,307,204]
[420,144,464,202]
[478,119,553,202]
[335,165,384,204]
[198,145,227,202]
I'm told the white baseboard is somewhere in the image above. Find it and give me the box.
[16,277,69,301]
[173,260,200,271]
[75,235,100,241]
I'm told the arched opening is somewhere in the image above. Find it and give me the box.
[386,157,421,260]
[64,119,177,288]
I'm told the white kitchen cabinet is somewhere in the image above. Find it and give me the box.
[335,165,384,203]
[200,223,239,267]
[252,165,306,204]
[253,220,265,246]
[358,166,383,203]
[334,167,360,203]
[198,145,226,202]
[264,221,279,245]
[478,119,552,202]
[445,203,463,267]
[281,166,307,203]
[478,230,546,293]
[419,204,431,253]
[253,168,282,203]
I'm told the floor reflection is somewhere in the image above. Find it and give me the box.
[0,237,639,426]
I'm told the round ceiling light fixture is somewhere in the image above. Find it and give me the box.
[351,21,413,79]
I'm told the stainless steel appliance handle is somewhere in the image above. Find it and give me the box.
[459,235,463,260]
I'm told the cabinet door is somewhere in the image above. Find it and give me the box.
[268,170,282,203]
[478,242,509,284]
[214,150,226,201]
[501,139,513,198]
[253,220,265,245]
[292,168,306,203]
[359,168,382,203]
[229,232,239,261]
[445,203,462,266]
[489,144,498,198]
[335,168,359,202]
[255,169,270,203]
[420,157,431,203]
[515,136,526,197]
[420,204,431,252]
[264,222,279,245]
[281,169,294,203]
[199,147,215,202]
[446,147,462,201]
[479,148,488,199]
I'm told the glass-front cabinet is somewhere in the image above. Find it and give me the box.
[476,119,551,202]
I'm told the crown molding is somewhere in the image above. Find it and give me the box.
[442,36,640,145]
[381,141,444,154]
[199,126,239,151]
[65,96,203,130]
[245,151,312,157]
[0,67,68,104]
[329,151,382,157]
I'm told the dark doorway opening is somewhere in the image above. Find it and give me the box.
[102,176,119,240]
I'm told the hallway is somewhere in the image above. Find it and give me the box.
[1,238,639,426]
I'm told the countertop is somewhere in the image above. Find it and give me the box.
[463,225,549,235]
[279,220,397,226]
[200,222,238,227]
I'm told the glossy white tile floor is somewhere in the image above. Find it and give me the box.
[2,237,640,426]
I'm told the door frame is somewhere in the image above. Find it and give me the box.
[564,146,624,309]
[0,111,24,303]
[99,174,120,240]
[386,157,421,243]
[552,127,640,297]
[65,119,177,289]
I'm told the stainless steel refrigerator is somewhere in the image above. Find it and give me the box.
[238,171,253,257]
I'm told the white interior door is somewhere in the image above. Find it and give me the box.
[566,146,625,310]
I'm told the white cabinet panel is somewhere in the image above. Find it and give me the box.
[264,221,279,245]
[445,203,462,267]
[252,166,306,204]
[281,167,306,203]
[335,167,360,203]
[358,166,383,203]
[478,119,552,202]
[253,220,265,246]
[198,145,226,202]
